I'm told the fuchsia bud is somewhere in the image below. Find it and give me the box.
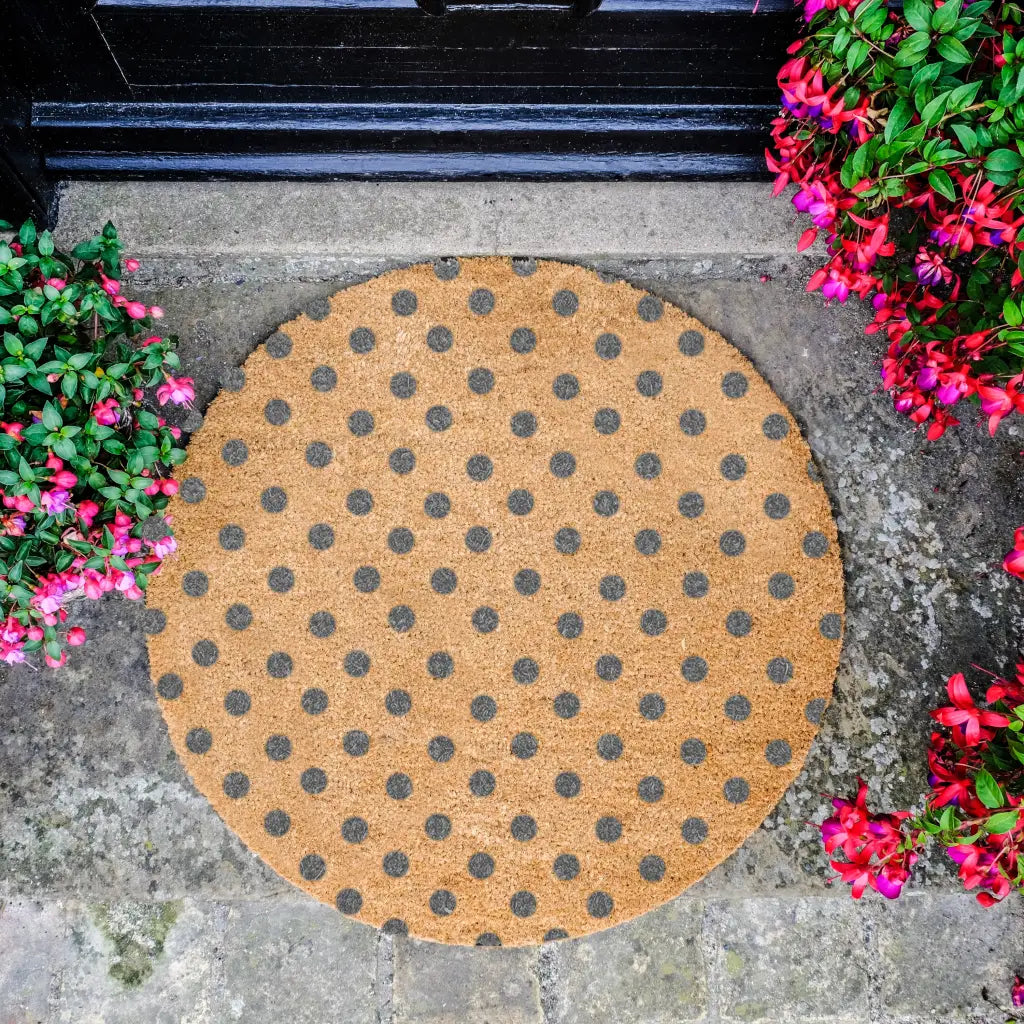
[124,258,140,272]
[66,626,86,646]
[124,301,147,320]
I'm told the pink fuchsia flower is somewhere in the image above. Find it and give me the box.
[77,500,100,529]
[124,301,147,320]
[141,335,162,347]
[4,493,35,513]
[149,306,164,319]
[100,274,120,296]
[39,489,71,516]
[156,375,195,407]
[930,673,1010,747]
[1,422,24,441]
[2,513,26,537]
[49,470,77,490]
[45,277,67,291]
[152,534,177,558]
[66,626,86,646]
[1012,976,1024,1008]
[92,398,120,426]
[44,650,67,669]
[913,249,952,287]
[1003,527,1024,580]
[124,258,140,272]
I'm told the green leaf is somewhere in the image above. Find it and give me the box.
[948,79,983,110]
[936,35,972,63]
[894,31,933,66]
[885,98,915,144]
[951,122,978,154]
[903,0,932,32]
[987,148,1024,172]
[985,810,1021,834]
[920,91,951,128]
[974,769,1003,809]
[846,38,869,73]
[932,0,961,33]
[37,231,54,257]
[1005,298,1023,326]
[928,168,957,201]
[18,221,36,247]
[41,402,63,432]
[52,437,77,461]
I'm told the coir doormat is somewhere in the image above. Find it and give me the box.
[146,258,844,946]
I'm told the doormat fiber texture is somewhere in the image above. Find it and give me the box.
[146,257,843,946]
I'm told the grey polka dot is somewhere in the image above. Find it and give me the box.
[504,488,533,516]
[682,656,708,683]
[595,654,621,681]
[426,405,452,432]
[268,566,294,593]
[470,771,496,797]
[679,409,706,436]
[434,257,460,280]
[724,777,750,804]
[639,693,666,720]
[382,919,407,936]
[427,325,453,353]
[768,573,794,599]
[511,815,536,841]
[511,411,537,438]
[384,851,409,876]
[552,290,578,316]
[681,817,708,844]
[726,611,752,637]
[266,330,293,358]
[425,814,451,840]
[386,689,412,716]
[220,366,245,392]
[514,568,540,596]
[309,611,336,638]
[597,733,623,760]
[266,734,292,761]
[511,732,539,759]
[465,526,492,553]
[766,739,792,766]
[264,399,291,426]
[640,609,667,636]
[553,692,580,718]
[186,727,212,755]
[427,651,454,678]
[764,493,791,519]
[636,370,663,397]
[725,695,751,721]
[466,454,493,481]
[468,288,495,315]
[425,492,451,519]
[763,413,789,440]
[558,612,583,639]
[593,408,620,435]
[386,773,412,799]
[431,567,457,594]
[224,689,250,715]
[635,453,661,480]
[267,652,293,678]
[593,491,619,517]
[391,290,417,316]
[553,854,580,880]
[181,477,206,504]
[308,523,335,550]
[223,772,249,799]
[639,855,666,882]
[553,373,580,400]
[348,410,374,437]
[720,531,746,556]
[510,891,537,918]
[390,372,417,399]
[344,650,371,677]
[554,527,581,555]
[302,688,328,715]
[637,295,663,322]
[471,695,497,722]
[472,606,499,633]
[678,330,705,356]
[264,810,290,836]
[595,333,621,359]
[476,933,501,947]
[311,365,337,391]
[767,657,794,684]
[638,776,664,802]
[182,571,208,597]
[354,566,381,593]
[388,527,415,554]
[219,524,245,550]
[389,448,415,475]
[336,889,363,915]
[596,816,622,843]
[599,575,626,601]
[588,891,614,919]
[468,367,495,394]
[192,640,218,667]
[226,603,252,630]
[468,852,494,879]
[680,738,706,765]
[722,371,748,398]
[820,613,842,640]
[512,257,537,276]
[221,439,248,466]
[806,697,828,723]
[508,327,537,355]
[343,817,369,844]
[305,442,332,468]
[720,454,747,481]
[350,327,375,354]
[306,298,331,321]
[544,929,570,942]
[507,656,531,684]
[142,608,166,635]
[555,772,581,798]
[388,604,415,633]
[549,452,576,478]
[683,572,709,598]
[678,492,704,518]
[156,673,183,700]
[803,531,829,557]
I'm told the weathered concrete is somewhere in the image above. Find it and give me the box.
[0,182,1021,1022]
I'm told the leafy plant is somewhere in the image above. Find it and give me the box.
[0,218,192,667]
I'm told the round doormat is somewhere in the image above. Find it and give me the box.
[146,257,843,946]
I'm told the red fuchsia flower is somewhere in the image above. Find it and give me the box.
[124,258,140,272]
[92,398,120,426]
[914,249,952,288]
[1004,528,1024,580]
[66,626,86,646]
[44,649,66,669]
[930,673,1010,747]
[48,469,77,490]
[985,663,1024,706]
[45,277,67,291]
[100,274,120,296]
[976,379,1024,436]
[1012,976,1024,1008]
[141,335,162,347]
[156,375,195,407]
[2,422,24,441]
[77,500,99,529]
[124,301,147,320]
